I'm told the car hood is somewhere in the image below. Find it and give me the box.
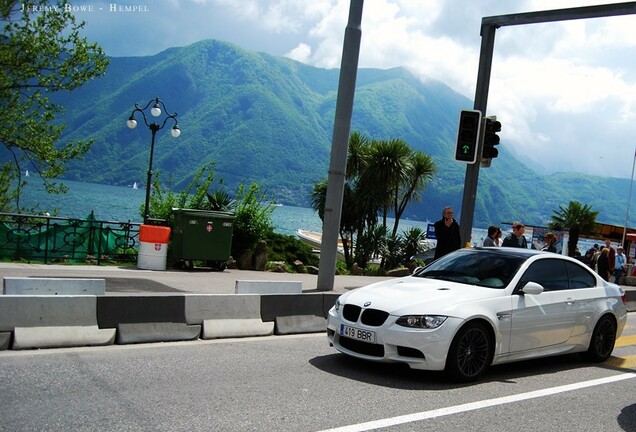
[340,276,504,316]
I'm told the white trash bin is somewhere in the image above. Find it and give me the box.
[137,225,171,271]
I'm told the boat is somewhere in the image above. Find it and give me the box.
[25,169,29,177]
[132,182,138,189]
[297,229,345,259]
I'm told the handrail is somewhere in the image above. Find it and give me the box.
[0,211,142,264]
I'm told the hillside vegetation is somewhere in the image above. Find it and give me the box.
[52,39,632,228]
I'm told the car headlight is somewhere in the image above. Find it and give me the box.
[396,315,447,329]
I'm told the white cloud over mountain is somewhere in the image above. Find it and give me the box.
[76,0,636,179]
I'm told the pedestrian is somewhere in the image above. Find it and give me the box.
[596,247,611,281]
[433,206,461,259]
[605,239,616,275]
[584,244,599,268]
[495,227,503,246]
[542,232,557,253]
[614,246,626,284]
[483,225,499,247]
[501,221,528,248]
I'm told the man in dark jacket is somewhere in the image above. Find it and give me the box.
[433,206,461,259]
[502,221,528,248]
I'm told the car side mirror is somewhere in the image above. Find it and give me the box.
[521,281,544,295]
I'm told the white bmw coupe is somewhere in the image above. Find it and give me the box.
[327,247,628,382]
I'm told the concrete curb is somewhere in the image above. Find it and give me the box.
[202,318,274,339]
[12,326,115,350]
[275,315,327,335]
[116,322,201,344]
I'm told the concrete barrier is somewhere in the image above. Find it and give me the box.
[13,326,115,349]
[0,295,115,349]
[0,332,10,350]
[202,318,273,338]
[0,292,349,350]
[117,322,200,344]
[97,295,201,344]
[235,280,302,294]
[261,293,327,335]
[261,293,325,321]
[3,277,106,295]
[323,293,340,316]
[275,315,327,335]
[185,294,273,338]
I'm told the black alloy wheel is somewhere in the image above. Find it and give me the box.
[445,322,492,382]
[584,315,617,362]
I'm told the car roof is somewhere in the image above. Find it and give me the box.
[468,247,546,258]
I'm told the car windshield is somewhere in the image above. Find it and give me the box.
[413,249,527,288]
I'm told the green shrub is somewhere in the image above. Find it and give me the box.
[264,232,319,267]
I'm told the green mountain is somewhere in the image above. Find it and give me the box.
[53,39,633,229]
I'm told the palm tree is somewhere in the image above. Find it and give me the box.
[548,201,599,256]
[391,150,436,236]
[359,138,411,231]
[311,132,436,269]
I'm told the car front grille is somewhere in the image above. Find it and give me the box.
[338,335,384,357]
[361,309,389,326]
[342,304,389,327]
[343,304,361,322]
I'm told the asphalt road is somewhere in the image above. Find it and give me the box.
[1,315,634,432]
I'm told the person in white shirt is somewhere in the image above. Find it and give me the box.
[614,246,626,284]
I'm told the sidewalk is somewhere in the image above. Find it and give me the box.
[0,263,395,295]
[0,263,634,309]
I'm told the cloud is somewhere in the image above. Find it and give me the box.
[74,0,636,178]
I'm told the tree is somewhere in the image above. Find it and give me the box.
[311,132,436,269]
[0,1,109,212]
[390,147,436,236]
[548,201,599,256]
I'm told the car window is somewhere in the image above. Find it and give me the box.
[565,261,596,288]
[520,259,569,291]
[415,249,526,288]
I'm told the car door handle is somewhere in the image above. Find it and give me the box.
[565,298,575,305]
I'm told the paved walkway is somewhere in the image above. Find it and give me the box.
[0,263,634,309]
[0,263,395,295]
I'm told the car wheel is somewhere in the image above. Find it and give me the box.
[583,315,617,362]
[445,322,492,382]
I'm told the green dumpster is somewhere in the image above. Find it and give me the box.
[170,208,235,271]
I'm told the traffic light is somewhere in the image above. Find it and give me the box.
[482,116,501,160]
[454,109,482,164]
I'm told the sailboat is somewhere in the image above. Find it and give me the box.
[25,169,29,177]
[132,182,138,189]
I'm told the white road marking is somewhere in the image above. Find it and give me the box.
[317,373,636,432]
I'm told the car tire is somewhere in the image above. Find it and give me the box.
[583,315,617,362]
[445,322,492,382]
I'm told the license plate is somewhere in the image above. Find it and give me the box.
[339,324,376,343]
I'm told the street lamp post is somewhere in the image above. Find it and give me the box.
[127,97,181,223]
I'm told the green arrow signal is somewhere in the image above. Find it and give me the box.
[462,144,470,154]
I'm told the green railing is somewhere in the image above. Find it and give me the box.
[0,211,141,264]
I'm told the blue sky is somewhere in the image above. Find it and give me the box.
[53,0,636,180]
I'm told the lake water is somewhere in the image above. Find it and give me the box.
[18,179,491,242]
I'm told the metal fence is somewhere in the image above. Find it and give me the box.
[0,211,141,265]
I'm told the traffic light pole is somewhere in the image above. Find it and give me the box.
[459,3,636,246]
[459,24,495,246]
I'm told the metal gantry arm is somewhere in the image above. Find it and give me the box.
[459,2,636,247]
